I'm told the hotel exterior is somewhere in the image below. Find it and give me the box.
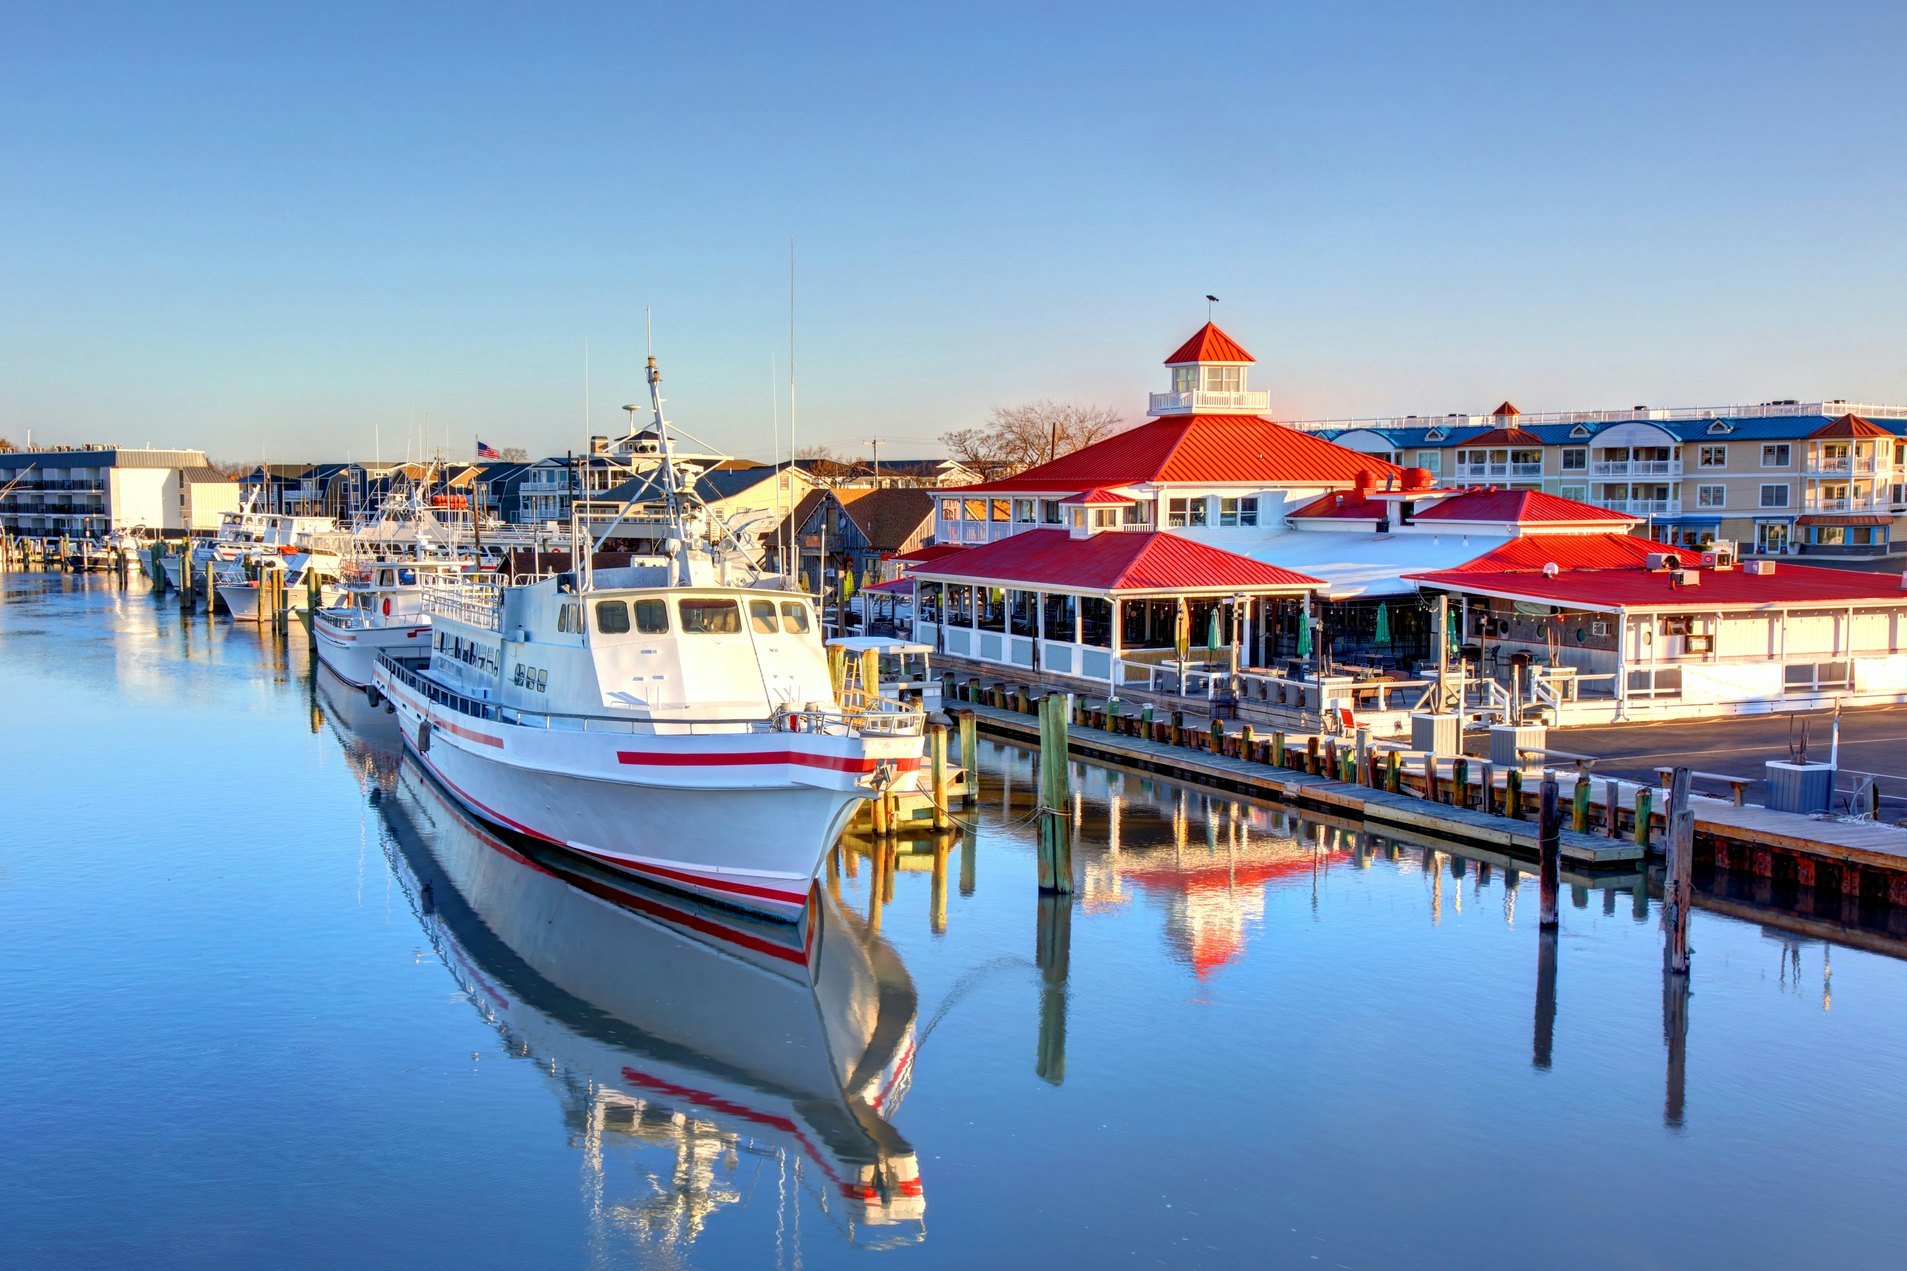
[0,446,238,538]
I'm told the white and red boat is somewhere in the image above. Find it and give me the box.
[373,354,926,920]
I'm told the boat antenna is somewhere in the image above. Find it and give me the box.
[643,310,693,585]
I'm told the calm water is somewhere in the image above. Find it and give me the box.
[3,572,1903,1270]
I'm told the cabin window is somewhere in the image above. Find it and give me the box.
[1012,498,1036,523]
[397,567,416,585]
[1008,589,1038,637]
[1042,591,1076,642]
[977,588,1007,633]
[779,601,811,633]
[634,599,669,633]
[944,585,973,626]
[749,599,780,633]
[679,598,742,634]
[595,600,631,634]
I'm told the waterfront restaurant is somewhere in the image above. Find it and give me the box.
[909,525,1322,694]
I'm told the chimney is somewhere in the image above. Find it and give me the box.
[590,435,609,455]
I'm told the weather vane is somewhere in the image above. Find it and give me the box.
[1205,293,1219,320]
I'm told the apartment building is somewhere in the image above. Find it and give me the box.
[1312,402,1907,562]
[0,446,230,538]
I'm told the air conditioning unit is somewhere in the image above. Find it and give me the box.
[1646,552,1681,571]
[1702,542,1735,569]
[1745,559,1777,575]
[1670,569,1701,587]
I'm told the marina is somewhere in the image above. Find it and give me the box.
[3,560,1903,1269]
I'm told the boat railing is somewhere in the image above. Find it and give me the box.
[422,574,503,631]
[376,655,924,738]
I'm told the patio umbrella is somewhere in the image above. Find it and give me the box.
[1374,602,1392,647]
[1297,616,1313,660]
[1174,604,1190,663]
[1206,608,1222,658]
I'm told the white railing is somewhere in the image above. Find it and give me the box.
[1591,460,1683,477]
[423,575,502,630]
[1802,494,1891,513]
[1601,498,1682,516]
[1452,462,1542,480]
[1279,400,1907,433]
[1805,456,1884,475]
[1148,389,1272,415]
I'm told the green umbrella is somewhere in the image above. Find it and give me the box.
[1374,602,1391,647]
[1206,608,1222,656]
[1297,615,1313,659]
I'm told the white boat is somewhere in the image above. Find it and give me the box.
[214,550,345,623]
[380,763,925,1246]
[826,636,943,715]
[312,559,469,686]
[162,493,336,589]
[373,354,927,920]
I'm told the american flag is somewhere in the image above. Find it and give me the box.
[476,440,500,459]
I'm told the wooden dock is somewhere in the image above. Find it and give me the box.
[948,680,1907,905]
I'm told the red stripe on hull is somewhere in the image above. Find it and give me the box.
[617,749,920,774]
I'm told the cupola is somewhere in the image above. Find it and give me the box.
[1151,322,1268,416]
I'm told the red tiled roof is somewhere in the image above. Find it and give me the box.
[910,529,1321,595]
[950,415,1406,492]
[1059,487,1133,505]
[1808,412,1891,439]
[1435,533,1682,573]
[1405,560,1907,612]
[1163,322,1255,365]
[1491,400,1521,417]
[1463,426,1542,446]
[1411,488,1637,525]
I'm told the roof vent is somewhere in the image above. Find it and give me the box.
[1646,552,1682,571]
[1354,468,1372,495]
[1402,467,1434,490]
[1745,559,1776,576]
[1542,562,1559,578]
[1670,569,1701,587]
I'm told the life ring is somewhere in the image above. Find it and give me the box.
[382,597,391,616]
[788,712,801,733]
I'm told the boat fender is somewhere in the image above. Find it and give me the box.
[366,684,382,708]
[789,712,801,733]
[416,720,431,754]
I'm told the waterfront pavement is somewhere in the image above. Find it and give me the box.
[1548,705,1907,822]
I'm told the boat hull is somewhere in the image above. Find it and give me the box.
[377,668,917,921]
[312,609,431,688]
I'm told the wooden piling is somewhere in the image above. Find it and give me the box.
[1453,757,1470,810]
[1271,731,1286,769]
[1423,754,1439,803]
[1539,772,1561,929]
[871,784,891,835]
[1305,735,1320,776]
[1533,928,1558,1070]
[1634,787,1653,849]
[1036,693,1073,894]
[957,709,979,806]
[306,567,321,649]
[1035,893,1070,1086]
[1606,778,1621,838]
[1384,750,1400,793]
[928,723,951,831]
[1572,775,1591,833]
[1506,769,1524,820]
[1664,767,1694,975]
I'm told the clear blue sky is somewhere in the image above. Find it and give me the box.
[3,1,1903,463]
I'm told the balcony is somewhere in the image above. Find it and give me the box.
[1148,389,1272,415]
[1601,498,1682,517]
[1591,459,1683,478]
[1802,494,1892,513]
[1452,461,1542,480]
[1805,455,1884,476]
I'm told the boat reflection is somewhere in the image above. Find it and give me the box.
[380,762,926,1255]
[312,663,404,796]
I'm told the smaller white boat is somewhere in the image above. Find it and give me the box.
[215,550,344,623]
[312,558,473,686]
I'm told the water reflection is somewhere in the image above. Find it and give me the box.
[377,763,926,1256]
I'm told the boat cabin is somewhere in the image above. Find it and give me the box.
[827,637,940,712]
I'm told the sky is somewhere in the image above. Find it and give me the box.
[2,0,1903,465]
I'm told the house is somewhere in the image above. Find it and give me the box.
[768,487,936,598]
[595,463,814,559]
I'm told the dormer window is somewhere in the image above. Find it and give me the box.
[1706,419,1733,433]
[1426,427,1446,441]
[1569,424,1592,438]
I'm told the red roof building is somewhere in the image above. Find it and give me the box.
[1406,557,1907,613]
[1163,322,1256,366]
[1808,412,1892,439]
[912,528,1320,597]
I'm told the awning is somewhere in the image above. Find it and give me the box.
[1795,514,1891,527]
[863,577,915,595]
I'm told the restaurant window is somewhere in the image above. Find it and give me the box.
[748,599,780,633]
[595,600,631,634]
[945,584,973,626]
[778,601,811,633]
[1080,596,1113,647]
[977,587,1007,633]
[635,599,669,633]
[940,499,961,521]
[1012,498,1036,523]
[1167,497,1208,527]
[1008,589,1038,637]
[679,598,742,634]
[1040,499,1062,524]
[1093,508,1119,528]
[991,500,1010,522]
[1042,591,1076,642]
[916,581,942,623]
[1218,496,1258,527]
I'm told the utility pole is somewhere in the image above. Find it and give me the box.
[870,438,880,487]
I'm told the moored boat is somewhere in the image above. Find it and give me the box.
[373,354,926,919]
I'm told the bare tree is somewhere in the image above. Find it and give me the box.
[499,446,529,463]
[941,400,1128,480]
[0,437,17,453]
[795,443,865,484]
